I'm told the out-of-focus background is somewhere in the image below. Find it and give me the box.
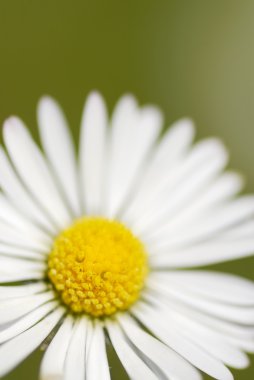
[1,0,254,379]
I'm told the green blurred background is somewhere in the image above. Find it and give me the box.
[1,0,254,379]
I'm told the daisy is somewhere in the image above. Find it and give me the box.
[0,92,254,380]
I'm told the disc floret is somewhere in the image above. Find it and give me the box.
[48,218,148,317]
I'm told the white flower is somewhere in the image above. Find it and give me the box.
[0,92,253,380]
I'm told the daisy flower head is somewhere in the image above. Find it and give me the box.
[0,92,254,380]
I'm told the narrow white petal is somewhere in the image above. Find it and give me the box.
[3,117,72,229]
[149,195,254,250]
[219,220,254,239]
[0,244,45,261]
[0,291,55,324]
[0,256,45,275]
[175,171,244,226]
[144,295,249,369]
[144,171,243,241]
[105,96,162,217]
[151,271,254,306]
[173,315,250,369]
[64,317,87,380]
[0,194,51,245]
[85,320,93,361]
[86,323,110,380]
[118,314,202,380]
[227,336,254,353]
[121,118,195,223]
[38,97,81,216]
[133,140,228,236]
[0,307,64,378]
[40,316,74,380]
[0,272,44,283]
[0,300,58,343]
[147,281,254,325]
[133,302,234,380]
[0,282,46,299]
[147,288,254,354]
[152,288,254,340]
[150,237,254,267]
[148,118,195,173]
[0,220,49,252]
[147,118,195,174]
[128,138,228,234]
[107,321,158,380]
[0,147,56,233]
[79,92,108,215]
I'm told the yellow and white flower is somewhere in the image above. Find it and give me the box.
[0,92,254,380]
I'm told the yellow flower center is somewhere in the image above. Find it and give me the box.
[47,217,148,317]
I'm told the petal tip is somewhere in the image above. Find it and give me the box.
[3,116,23,133]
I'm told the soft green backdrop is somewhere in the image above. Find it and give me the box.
[0,0,254,379]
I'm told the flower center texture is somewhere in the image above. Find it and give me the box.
[47,217,148,317]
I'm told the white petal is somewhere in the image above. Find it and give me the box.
[175,319,249,369]
[147,288,254,354]
[147,118,195,174]
[128,138,228,235]
[118,314,202,380]
[0,220,49,252]
[105,95,162,217]
[0,300,58,343]
[38,97,81,217]
[0,307,64,378]
[0,256,45,275]
[133,139,228,236]
[144,171,243,242]
[133,302,233,380]
[0,194,51,246]
[64,317,87,380]
[149,195,254,251]
[85,320,93,361]
[0,291,55,324]
[227,336,254,353]
[0,282,47,299]
[0,244,45,261]
[148,288,254,341]
[144,294,249,369]
[0,147,56,233]
[107,321,158,380]
[79,92,108,215]
[121,118,195,223]
[40,316,74,380]
[3,117,71,229]
[0,272,44,283]
[150,237,254,267]
[86,322,110,380]
[219,220,254,239]
[151,271,254,306]
[147,281,254,325]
